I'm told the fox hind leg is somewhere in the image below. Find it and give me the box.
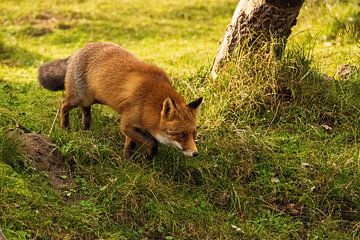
[60,99,77,129]
[81,106,91,130]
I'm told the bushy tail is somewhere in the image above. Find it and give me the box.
[38,57,70,91]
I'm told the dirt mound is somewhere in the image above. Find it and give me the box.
[7,127,72,190]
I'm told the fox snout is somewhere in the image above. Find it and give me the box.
[167,138,199,157]
[181,141,199,157]
[183,149,199,157]
[153,134,200,157]
[171,138,199,157]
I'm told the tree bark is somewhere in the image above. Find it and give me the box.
[211,0,304,78]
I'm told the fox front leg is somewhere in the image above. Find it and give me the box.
[123,136,137,157]
[121,124,158,158]
[145,134,158,158]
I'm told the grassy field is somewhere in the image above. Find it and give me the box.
[0,0,359,239]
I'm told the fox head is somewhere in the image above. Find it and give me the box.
[154,97,203,157]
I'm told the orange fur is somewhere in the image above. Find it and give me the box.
[39,42,203,158]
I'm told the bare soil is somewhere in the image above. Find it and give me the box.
[7,127,73,189]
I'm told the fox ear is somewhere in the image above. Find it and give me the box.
[161,97,178,120]
[187,97,203,111]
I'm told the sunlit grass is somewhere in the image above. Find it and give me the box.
[0,0,359,239]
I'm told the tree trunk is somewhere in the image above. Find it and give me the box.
[211,0,304,78]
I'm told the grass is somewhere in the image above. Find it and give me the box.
[0,0,359,239]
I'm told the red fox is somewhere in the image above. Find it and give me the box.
[38,42,202,158]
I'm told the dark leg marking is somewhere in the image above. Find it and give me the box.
[60,101,76,129]
[81,106,91,130]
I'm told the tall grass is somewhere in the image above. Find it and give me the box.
[200,36,360,129]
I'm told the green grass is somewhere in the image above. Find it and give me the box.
[1,0,360,239]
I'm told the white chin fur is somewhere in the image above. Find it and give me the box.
[170,141,183,151]
[154,135,170,144]
[183,151,195,157]
[154,135,183,151]
[154,135,195,156]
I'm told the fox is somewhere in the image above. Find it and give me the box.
[38,42,203,158]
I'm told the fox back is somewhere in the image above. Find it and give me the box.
[38,42,203,158]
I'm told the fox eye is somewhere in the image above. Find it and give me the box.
[178,133,186,138]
